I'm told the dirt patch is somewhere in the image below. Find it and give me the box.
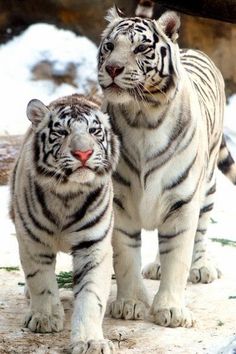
[0,242,236,354]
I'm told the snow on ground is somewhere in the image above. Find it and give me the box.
[0,23,98,135]
[0,23,236,270]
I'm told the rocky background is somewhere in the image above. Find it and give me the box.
[0,0,235,185]
[0,0,235,95]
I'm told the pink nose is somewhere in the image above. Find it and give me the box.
[105,64,124,79]
[72,149,93,164]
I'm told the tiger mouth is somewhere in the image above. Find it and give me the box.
[75,166,94,172]
[104,83,124,92]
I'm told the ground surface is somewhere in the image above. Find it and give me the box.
[0,240,236,354]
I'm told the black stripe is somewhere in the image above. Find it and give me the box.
[34,181,59,226]
[71,216,112,253]
[74,280,94,298]
[38,253,56,262]
[73,261,98,286]
[24,188,54,235]
[206,183,216,196]
[113,171,131,187]
[26,270,40,279]
[218,153,235,174]
[159,229,187,243]
[115,228,141,240]
[74,200,110,233]
[121,150,139,176]
[160,248,175,255]
[164,154,197,190]
[164,170,203,222]
[39,289,53,296]
[113,197,124,210]
[16,200,47,246]
[181,62,216,101]
[193,255,202,264]
[126,242,141,248]
[62,186,103,230]
[196,228,206,235]
[199,203,214,216]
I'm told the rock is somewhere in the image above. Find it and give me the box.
[32,60,77,87]
[0,1,235,96]
[0,135,22,185]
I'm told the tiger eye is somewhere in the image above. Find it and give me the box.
[134,44,148,54]
[105,42,114,51]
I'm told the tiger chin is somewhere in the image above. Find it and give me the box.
[10,94,119,354]
[98,6,236,329]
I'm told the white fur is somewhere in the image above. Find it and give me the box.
[10,95,118,353]
[98,11,227,328]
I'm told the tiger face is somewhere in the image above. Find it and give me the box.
[27,94,119,184]
[98,8,180,104]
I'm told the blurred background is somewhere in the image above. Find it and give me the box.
[0,0,235,193]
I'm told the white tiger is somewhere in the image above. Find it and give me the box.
[98,8,236,328]
[10,94,119,353]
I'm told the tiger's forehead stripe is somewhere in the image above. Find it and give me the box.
[108,18,156,44]
[52,104,93,122]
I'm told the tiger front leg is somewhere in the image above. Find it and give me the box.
[151,205,198,328]
[70,235,114,354]
[109,219,150,321]
[18,240,64,333]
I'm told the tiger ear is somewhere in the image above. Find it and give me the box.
[157,11,180,43]
[105,5,125,23]
[26,99,50,129]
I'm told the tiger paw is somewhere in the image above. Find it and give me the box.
[110,298,148,320]
[24,308,64,333]
[71,339,115,354]
[189,260,221,284]
[151,305,195,328]
[142,261,161,280]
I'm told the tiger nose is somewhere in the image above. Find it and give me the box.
[72,149,93,163]
[105,64,124,79]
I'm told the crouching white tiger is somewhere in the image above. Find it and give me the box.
[10,94,119,353]
[98,8,236,328]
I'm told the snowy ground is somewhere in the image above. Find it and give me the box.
[0,23,236,354]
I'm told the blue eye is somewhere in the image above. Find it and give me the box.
[104,42,114,51]
[134,44,148,54]
[89,127,101,135]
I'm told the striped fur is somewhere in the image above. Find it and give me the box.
[98,7,236,328]
[10,94,119,353]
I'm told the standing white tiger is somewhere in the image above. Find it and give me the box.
[98,8,236,327]
[10,94,119,353]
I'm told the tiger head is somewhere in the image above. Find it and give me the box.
[26,94,119,185]
[98,7,181,105]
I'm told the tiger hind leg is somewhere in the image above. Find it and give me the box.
[142,245,161,280]
[189,182,221,284]
[19,240,64,333]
